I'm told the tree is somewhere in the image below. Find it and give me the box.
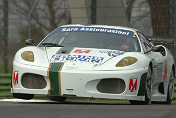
[124,0,170,37]
[12,0,71,41]
[125,0,135,21]
[18,24,45,46]
[148,0,170,37]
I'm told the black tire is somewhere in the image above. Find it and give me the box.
[47,95,66,102]
[13,93,34,100]
[151,70,174,104]
[130,66,152,105]
[165,72,174,104]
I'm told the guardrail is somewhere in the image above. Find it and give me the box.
[0,74,12,97]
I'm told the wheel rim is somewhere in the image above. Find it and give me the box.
[169,71,174,100]
[146,67,152,100]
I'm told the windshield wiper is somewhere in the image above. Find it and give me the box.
[42,43,64,47]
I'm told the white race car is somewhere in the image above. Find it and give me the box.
[12,24,175,104]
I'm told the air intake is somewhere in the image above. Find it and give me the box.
[97,78,125,94]
[21,73,47,89]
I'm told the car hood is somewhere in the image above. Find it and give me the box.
[45,47,126,70]
[14,46,150,71]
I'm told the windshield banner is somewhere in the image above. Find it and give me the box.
[53,26,137,38]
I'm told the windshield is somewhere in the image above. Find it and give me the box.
[38,27,141,52]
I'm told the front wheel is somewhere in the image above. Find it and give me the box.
[165,74,174,104]
[166,70,175,104]
[130,66,152,105]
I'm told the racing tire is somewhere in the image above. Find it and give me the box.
[47,95,66,102]
[151,70,174,104]
[13,93,34,100]
[130,66,152,105]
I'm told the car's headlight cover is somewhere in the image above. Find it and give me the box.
[116,57,137,67]
[21,51,34,62]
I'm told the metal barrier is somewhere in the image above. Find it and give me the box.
[0,74,12,97]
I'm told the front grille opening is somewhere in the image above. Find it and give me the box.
[97,78,125,94]
[21,73,47,89]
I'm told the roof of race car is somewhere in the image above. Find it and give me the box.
[60,24,138,32]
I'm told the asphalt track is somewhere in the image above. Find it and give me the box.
[0,99,176,118]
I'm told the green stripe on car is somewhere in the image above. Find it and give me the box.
[48,47,74,96]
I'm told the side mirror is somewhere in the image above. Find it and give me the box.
[153,46,163,52]
[145,46,163,54]
[26,39,34,46]
[153,46,166,56]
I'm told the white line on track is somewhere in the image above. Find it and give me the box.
[0,99,57,103]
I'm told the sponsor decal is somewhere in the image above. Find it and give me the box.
[99,50,124,55]
[133,33,137,38]
[155,63,163,79]
[164,64,167,80]
[129,78,137,92]
[53,27,137,38]
[73,49,91,54]
[62,27,130,35]
[13,72,18,86]
[50,54,104,64]
[99,50,124,57]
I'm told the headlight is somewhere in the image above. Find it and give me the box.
[21,51,34,62]
[116,57,137,67]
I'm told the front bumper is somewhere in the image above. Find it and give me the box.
[12,61,148,101]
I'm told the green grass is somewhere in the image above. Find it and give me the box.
[0,86,11,91]
[0,91,12,97]
[0,78,11,85]
[33,95,48,99]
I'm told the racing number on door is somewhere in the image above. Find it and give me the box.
[129,79,137,92]
[13,72,18,86]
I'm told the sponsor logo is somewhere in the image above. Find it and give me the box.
[155,63,163,79]
[61,27,130,36]
[50,54,104,64]
[99,50,124,57]
[53,27,137,38]
[133,33,136,37]
[13,72,18,86]
[62,28,78,32]
[129,78,137,92]
[74,49,91,54]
